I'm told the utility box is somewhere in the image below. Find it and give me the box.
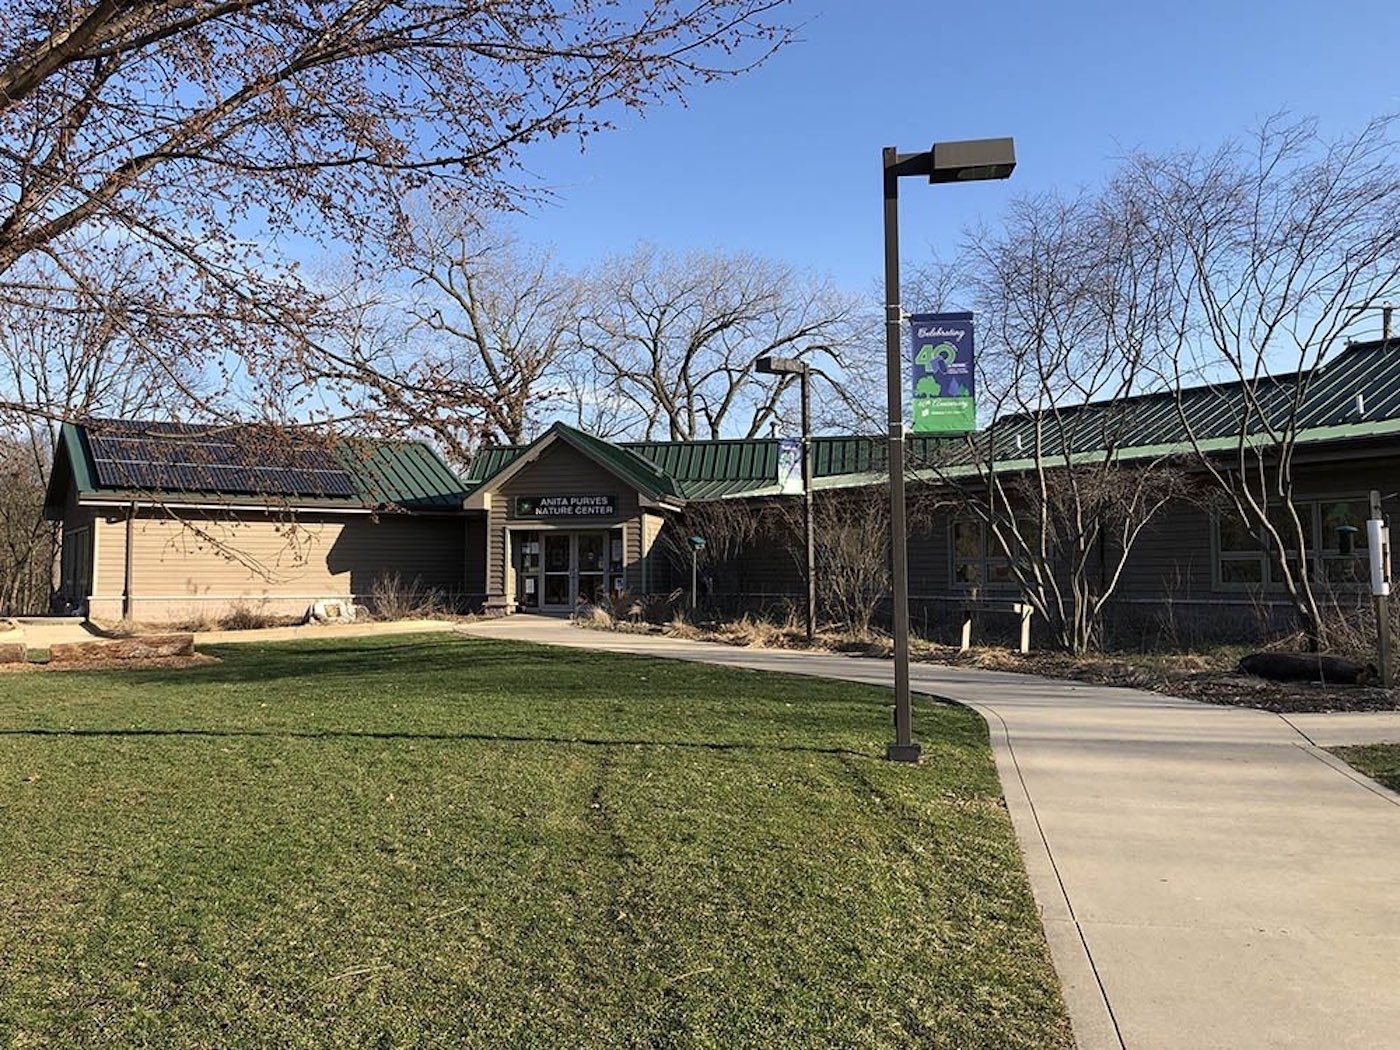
[1368,517,1390,597]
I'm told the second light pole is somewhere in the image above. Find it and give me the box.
[883,138,1016,763]
[756,353,816,643]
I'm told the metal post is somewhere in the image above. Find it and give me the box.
[802,368,816,644]
[883,146,919,763]
[1372,489,1393,688]
[690,548,698,615]
[122,501,135,620]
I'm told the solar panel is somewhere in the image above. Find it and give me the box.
[85,420,358,498]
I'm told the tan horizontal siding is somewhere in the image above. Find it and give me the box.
[92,509,464,607]
[486,440,644,603]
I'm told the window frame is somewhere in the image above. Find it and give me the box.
[949,516,1018,593]
[1211,498,1370,593]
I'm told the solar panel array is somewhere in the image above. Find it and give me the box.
[85,420,358,498]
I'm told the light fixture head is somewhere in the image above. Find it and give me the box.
[928,137,1016,183]
[755,355,808,376]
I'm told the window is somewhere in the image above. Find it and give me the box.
[950,519,1015,591]
[1213,500,1370,590]
[1318,500,1369,585]
[1217,512,1265,585]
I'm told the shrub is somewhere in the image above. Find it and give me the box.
[366,574,448,620]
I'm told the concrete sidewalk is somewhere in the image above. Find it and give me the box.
[1283,710,1400,747]
[459,616,1400,1050]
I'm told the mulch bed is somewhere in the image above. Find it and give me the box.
[650,621,1400,714]
[1055,664,1398,714]
[930,647,1400,714]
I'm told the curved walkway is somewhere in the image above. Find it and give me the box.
[459,616,1400,1050]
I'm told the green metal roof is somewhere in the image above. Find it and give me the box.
[627,438,783,500]
[48,420,469,513]
[463,443,528,483]
[462,429,932,501]
[934,337,1400,467]
[456,337,1400,502]
[333,438,471,510]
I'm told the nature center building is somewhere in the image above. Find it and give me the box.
[45,337,1400,643]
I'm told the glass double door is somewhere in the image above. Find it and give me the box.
[517,530,622,610]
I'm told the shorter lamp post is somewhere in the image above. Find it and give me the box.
[756,354,816,643]
[687,534,707,615]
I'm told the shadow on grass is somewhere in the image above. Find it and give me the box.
[0,725,872,760]
[122,638,771,692]
[108,639,897,715]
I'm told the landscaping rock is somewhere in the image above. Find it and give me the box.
[0,642,25,664]
[49,634,195,665]
[1238,652,1373,685]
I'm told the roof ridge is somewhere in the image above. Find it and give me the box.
[551,422,673,483]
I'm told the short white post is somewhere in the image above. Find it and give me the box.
[1369,490,1392,688]
[1018,603,1032,654]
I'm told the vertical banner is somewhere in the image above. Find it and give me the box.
[776,437,804,494]
[909,311,975,433]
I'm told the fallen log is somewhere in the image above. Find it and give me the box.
[1238,652,1374,685]
[49,634,195,665]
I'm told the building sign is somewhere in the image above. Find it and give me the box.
[513,494,616,518]
[777,437,803,495]
[909,311,975,433]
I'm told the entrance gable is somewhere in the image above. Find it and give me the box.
[497,440,640,522]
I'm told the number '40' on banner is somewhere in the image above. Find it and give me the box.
[909,311,975,433]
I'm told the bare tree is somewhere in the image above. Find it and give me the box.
[920,190,1190,654]
[0,1,793,430]
[0,245,215,614]
[1131,114,1400,647]
[327,212,586,460]
[580,245,864,440]
[0,244,210,430]
[0,436,53,615]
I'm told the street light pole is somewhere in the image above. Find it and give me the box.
[881,139,1016,764]
[801,364,816,644]
[756,353,818,644]
[883,147,918,763]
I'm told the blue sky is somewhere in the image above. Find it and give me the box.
[508,0,1400,326]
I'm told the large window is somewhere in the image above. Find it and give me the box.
[1214,499,1369,590]
[951,519,1016,591]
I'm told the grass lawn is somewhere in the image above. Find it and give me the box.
[0,634,1071,1048]
[1330,743,1400,792]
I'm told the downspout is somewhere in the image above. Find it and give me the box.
[122,502,135,620]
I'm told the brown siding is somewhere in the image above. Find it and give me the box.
[909,514,951,595]
[464,513,487,600]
